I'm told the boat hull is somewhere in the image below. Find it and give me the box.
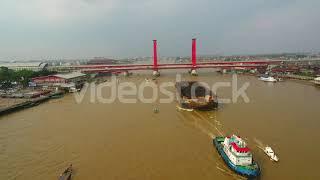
[259,77,277,82]
[213,137,260,178]
[180,100,218,111]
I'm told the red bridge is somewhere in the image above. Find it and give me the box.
[66,39,281,75]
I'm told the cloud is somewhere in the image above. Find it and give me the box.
[3,0,116,24]
[3,0,181,24]
[0,0,320,59]
[219,0,320,54]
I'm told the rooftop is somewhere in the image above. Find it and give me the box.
[55,72,86,79]
[0,62,47,68]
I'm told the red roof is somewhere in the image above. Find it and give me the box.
[230,142,250,153]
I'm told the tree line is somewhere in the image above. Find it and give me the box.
[0,67,57,89]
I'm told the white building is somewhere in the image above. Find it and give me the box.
[0,62,48,71]
[32,72,87,89]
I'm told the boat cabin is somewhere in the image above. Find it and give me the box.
[223,135,253,166]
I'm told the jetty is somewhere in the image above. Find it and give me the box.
[0,92,63,116]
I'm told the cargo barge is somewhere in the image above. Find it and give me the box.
[176,81,218,111]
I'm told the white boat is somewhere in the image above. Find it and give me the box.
[69,87,80,93]
[259,76,277,82]
[314,77,320,86]
[264,146,279,162]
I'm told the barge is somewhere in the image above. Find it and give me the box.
[176,81,218,111]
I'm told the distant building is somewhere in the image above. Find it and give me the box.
[0,62,48,71]
[271,66,300,74]
[31,72,87,89]
[87,57,117,65]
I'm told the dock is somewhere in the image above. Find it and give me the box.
[0,95,55,116]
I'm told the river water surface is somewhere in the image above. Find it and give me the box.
[0,72,319,180]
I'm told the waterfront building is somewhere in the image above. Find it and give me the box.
[31,72,87,89]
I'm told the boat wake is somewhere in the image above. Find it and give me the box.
[191,113,216,139]
[176,110,252,179]
[176,110,224,139]
[253,137,265,150]
[216,162,246,180]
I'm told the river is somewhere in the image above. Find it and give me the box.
[0,72,319,180]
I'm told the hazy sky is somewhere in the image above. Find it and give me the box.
[1,0,320,60]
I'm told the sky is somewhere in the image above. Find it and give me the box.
[0,0,320,60]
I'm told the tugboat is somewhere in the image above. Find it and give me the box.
[175,81,218,111]
[213,135,260,177]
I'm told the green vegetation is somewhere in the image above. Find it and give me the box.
[0,67,56,88]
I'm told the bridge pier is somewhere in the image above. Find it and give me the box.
[222,69,227,74]
[123,71,129,76]
[190,69,198,76]
[153,70,160,77]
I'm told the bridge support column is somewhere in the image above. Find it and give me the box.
[153,70,160,76]
[123,71,129,76]
[190,69,198,76]
[153,40,160,77]
[190,38,198,76]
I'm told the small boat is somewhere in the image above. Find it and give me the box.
[69,87,80,93]
[59,164,73,180]
[50,91,64,99]
[264,146,279,162]
[176,81,218,111]
[213,135,260,178]
[259,76,277,82]
[51,94,64,99]
[153,107,159,113]
[314,77,320,86]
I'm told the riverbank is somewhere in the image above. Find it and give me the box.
[0,75,319,179]
[278,74,315,81]
[0,98,26,109]
[0,92,63,116]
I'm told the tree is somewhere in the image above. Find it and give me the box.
[0,67,15,82]
[0,67,57,88]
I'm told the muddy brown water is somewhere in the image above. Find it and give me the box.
[0,72,319,180]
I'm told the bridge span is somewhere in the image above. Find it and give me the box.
[52,39,282,75]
